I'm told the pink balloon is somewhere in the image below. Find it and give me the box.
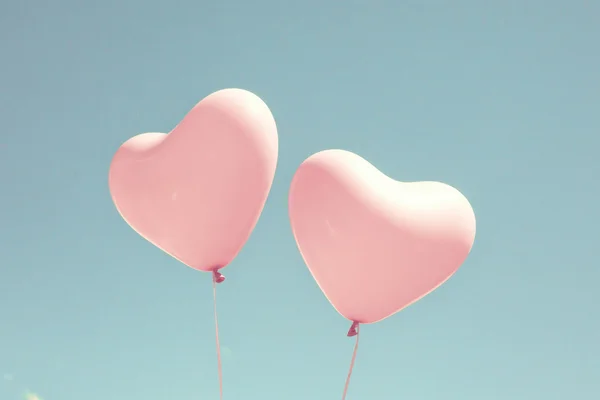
[288,150,476,324]
[109,89,278,272]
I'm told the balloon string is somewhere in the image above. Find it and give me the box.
[342,322,360,400]
[212,270,225,400]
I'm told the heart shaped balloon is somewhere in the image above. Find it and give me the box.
[288,149,476,324]
[109,88,278,272]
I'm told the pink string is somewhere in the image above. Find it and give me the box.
[212,270,225,400]
[342,321,360,400]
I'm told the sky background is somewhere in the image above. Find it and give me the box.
[1,1,599,399]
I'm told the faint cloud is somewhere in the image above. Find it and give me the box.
[221,345,233,359]
[3,373,13,381]
[24,391,42,400]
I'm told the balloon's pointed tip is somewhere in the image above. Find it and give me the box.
[346,321,359,337]
[212,269,226,284]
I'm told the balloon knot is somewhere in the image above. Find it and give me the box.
[347,321,359,337]
[213,269,225,284]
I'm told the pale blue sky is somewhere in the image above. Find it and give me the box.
[1,1,599,399]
